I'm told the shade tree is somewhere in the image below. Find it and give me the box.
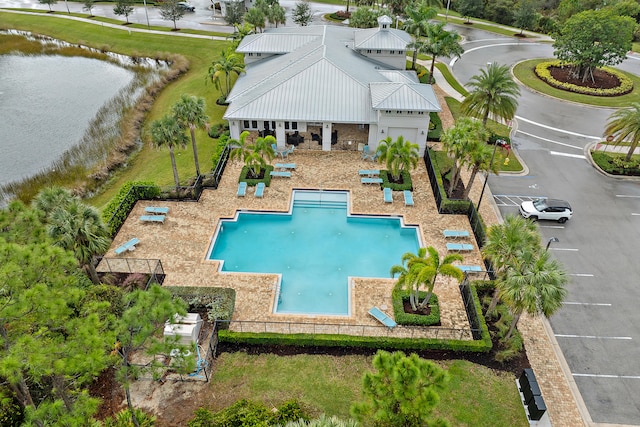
[159,0,187,30]
[113,0,135,24]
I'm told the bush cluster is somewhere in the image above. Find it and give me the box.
[165,286,236,323]
[427,112,442,141]
[188,399,308,427]
[591,151,640,176]
[240,165,274,187]
[534,61,634,96]
[380,170,413,191]
[208,122,230,139]
[102,181,161,236]
[392,290,441,326]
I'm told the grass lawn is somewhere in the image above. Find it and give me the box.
[0,11,231,208]
[513,59,640,107]
[207,352,528,427]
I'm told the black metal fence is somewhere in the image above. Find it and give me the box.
[96,257,165,288]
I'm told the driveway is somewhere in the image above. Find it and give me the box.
[450,23,640,426]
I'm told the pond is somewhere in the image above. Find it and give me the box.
[0,54,135,186]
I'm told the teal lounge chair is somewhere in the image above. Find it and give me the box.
[403,190,414,206]
[443,229,470,239]
[115,237,140,255]
[361,177,383,184]
[237,181,247,197]
[275,163,296,170]
[359,169,380,177]
[255,182,265,198]
[457,265,483,272]
[145,206,169,214]
[383,187,393,203]
[368,307,397,329]
[446,243,473,252]
[140,215,165,223]
[270,171,292,178]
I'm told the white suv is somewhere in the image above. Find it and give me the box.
[519,198,573,223]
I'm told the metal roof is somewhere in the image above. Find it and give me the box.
[224,24,440,122]
[353,27,413,50]
[369,82,441,112]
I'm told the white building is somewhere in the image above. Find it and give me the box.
[224,16,441,155]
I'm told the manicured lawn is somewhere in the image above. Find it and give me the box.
[208,352,528,427]
[513,59,640,107]
[0,11,231,208]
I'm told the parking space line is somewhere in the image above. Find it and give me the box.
[632,213,640,216]
[517,130,585,150]
[556,334,632,340]
[549,151,587,159]
[563,302,612,306]
[616,195,640,198]
[538,225,565,229]
[573,373,640,379]
[569,273,595,277]
[549,248,579,251]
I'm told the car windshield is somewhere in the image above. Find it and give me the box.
[533,199,548,210]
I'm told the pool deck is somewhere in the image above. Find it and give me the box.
[107,151,482,337]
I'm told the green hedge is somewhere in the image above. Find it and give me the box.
[392,290,440,326]
[102,181,161,236]
[380,169,413,191]
[240,165,274,187]
[591,151,640,176]
[535,61,634,96]
[430,151,472,213]
[427,112,442,141]
[211,134,231,172]
[165,286,236,323]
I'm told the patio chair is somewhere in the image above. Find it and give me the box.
[403,190,414,207]
[361,177,383,184]
[368,306,397,329]
[443,229,470,239]
[144,206,169,215]
[140,215,165,223]
[361,145,375,161]
[115,237,140,255]
[255,182,265,198]
[383,187,393,203]
[285,145,295,157]
[270,171,292,178]
[358,169,380,177]
[446,243,473,252]
[237,181,247,197]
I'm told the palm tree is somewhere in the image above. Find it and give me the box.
[228,22,254,47]
[172,94,209,177]
[500,249,568,340]
[206,48,245,101]
[440,117,483,198]
[402,1,435,70]
[462,130,495,200]
[420,22,464,84]
[461,62,521,126]
[150,115,189,191]
[253,135,276,163]
[47,197,110,284]
[31,186,75,221]
[229,130,252,164]
[391,246,463,311]
[376,136,419,182]
[603,102,640,162]
[482,214,541,314]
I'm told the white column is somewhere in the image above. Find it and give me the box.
[275,121,286,147]
[322,122,332,151]
[228,120,240,140]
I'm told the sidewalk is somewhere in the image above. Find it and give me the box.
[430,64,589,427]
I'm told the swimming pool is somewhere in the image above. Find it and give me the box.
[208,190,421,316]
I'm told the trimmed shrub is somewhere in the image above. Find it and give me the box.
[165,286,236,323]
[102,181,161,236]
[591,151,640,176]
[191,399,309,427]
[380,169,413,191]
[211,134,231,172]
[208,122,229,139]
[392,290,441,326]
[534,61,634,96]
[427,112,442,141]
[240,165,274,187]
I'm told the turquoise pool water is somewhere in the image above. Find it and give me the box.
[208,190,421,315]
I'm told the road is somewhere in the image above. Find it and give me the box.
[450,24,640,426]
[0,0,342,32]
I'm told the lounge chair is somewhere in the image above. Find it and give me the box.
[361,145,376,161]
[140,215,165,223]
[361,177,383,184]
[446,243,474,252]
[255,182,265,198]
[403,190,414,207]
[237,181,247,197]
[275,163,296,170]
[383,187,393,203]
[270,171,292,178]
[443,229,470,239]
[368,307,397,329]
[457,265,483,272]
[145,206,169,214]
[115,237,140,255]
[359,169,380,177]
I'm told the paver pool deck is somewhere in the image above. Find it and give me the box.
[107,148,586,426]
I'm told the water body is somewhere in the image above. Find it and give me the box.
[0,54,135,185]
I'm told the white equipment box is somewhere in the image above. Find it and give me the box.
[164,313,202,345]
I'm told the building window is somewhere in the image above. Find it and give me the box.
[376,50,382,54]
[390,50,395,54]
[256,53,261,57]
[292,122,298,130]
[243,120,250,128]
[248,53,253,57]
[252,120,258,129]
[398,50,404,55]
[408,111,413,114]
[385,110,391,114]
[396,110,402,114]
[367,49,372,54]
[418,111,425,115]
[284,122,290,130]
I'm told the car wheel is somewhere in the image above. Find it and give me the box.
[529,216,538,222]
[558,217,567,224]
